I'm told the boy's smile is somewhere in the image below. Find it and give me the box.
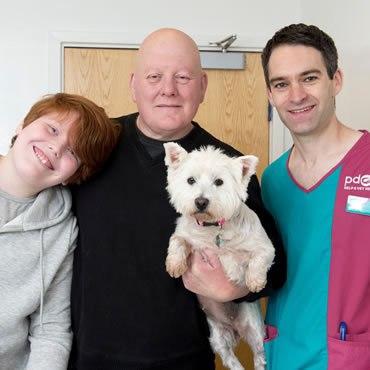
[33,146,54,170]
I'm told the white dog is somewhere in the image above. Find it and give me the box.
[164,143,275,370]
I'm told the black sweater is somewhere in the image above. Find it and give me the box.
[69,113,286,369]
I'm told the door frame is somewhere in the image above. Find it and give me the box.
[48,31,291,163]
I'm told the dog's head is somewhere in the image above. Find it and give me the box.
[164,142,258,222]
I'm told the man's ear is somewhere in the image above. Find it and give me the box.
[130,72,137,103]
[266,86,275,107]
[199,72,208,103]
[333,68,344,97]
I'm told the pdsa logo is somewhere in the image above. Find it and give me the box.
[344,174,370,190]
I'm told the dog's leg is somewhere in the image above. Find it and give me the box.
[236,301,266,370]
[207,316,244,370]
[245,264,268,293]
[245,250,273,293]
[165,235,191,278]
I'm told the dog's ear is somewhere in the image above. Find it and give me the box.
[239,155,259,180]
[163,142,188,168]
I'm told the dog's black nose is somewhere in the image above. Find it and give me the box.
[195,197,209,211]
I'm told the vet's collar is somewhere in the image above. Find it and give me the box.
[196,218,225,228]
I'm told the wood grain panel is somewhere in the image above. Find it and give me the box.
[195,52,269,181]
[65,48,138,117]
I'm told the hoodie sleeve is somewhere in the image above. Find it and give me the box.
[26,215,78,370]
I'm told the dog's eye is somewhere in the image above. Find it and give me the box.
[214,179,223,186]
[187,177,195,185]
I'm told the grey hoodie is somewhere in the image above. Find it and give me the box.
[0,185,77,370]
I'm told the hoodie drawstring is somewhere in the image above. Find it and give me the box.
[39,229,44,332]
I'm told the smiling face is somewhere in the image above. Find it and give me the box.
[9,111,81,195]
[266,45,343,138]
[130,29,208,140]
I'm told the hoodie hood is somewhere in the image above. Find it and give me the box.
[1,185,72,233]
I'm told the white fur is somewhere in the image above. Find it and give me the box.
[164,143,275,370]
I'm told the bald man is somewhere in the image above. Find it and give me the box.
[68,28,286,370]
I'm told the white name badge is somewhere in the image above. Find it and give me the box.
[346,195,370,216]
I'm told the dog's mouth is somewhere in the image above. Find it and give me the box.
[192,211,216,222]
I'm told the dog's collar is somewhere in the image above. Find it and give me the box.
[196,218,225,227]
[196,218,225,247]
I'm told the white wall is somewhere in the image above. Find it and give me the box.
[1,0,369,156]
[301,0,370,132]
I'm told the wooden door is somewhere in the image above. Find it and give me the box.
[64,47,268,369]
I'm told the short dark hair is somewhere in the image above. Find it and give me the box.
[12,93,121,184]
[261,23,338,89]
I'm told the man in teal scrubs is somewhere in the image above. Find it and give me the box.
[261,24,370,369]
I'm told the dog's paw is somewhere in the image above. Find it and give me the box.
[245,269,267,293]
[166,257,188,278]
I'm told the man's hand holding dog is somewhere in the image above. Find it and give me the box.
[182,249,249,302]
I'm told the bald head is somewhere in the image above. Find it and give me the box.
[135,28,203,76]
